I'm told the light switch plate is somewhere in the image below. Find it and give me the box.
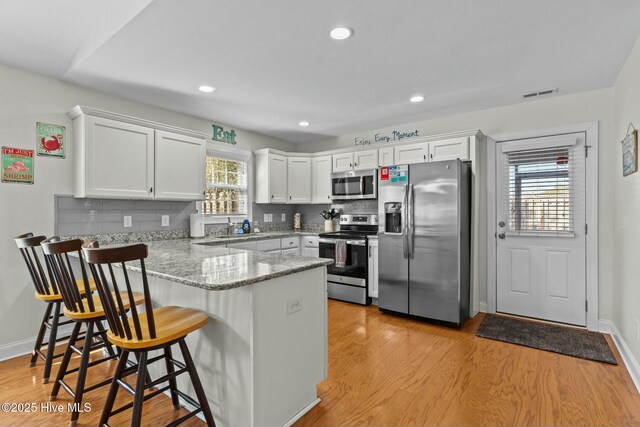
[161,215,170,227]
[123,216,132,228]
[264,213,272,223]
[286,297,302,315]
[281,213,286,222]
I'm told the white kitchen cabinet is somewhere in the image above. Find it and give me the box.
[256,239,281,252]
[70,106,208,200]
[353,149,378,170]
[255,152,288,203]
[368,239,379,298]
[281,236,299,250]
[79,115,155,199]
[287,157,312,203]
[281,247,300,256]
[378,147,395,166]
[302,236,319,258]
[312,156,332,203]
[154,131,206,200]
[428,137,470,162]
[394,142,429,165]
[332,153,354,172]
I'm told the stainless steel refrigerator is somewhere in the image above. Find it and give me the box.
[377,159,471,325]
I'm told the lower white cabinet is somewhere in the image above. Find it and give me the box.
[368,239,379,298]
[227,241,258,251]
[281,247,300,256]
[302,236,319,257]
[256,239,281,252]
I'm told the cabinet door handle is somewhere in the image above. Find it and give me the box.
[149,187,153,193]
[349,163,353,168]
[430,153,433,160]
[327,195,330,199]
[354,162,358,167]
[423,154,426,161]
[289,195,292,200]
[271,194,274,199]
[369,246,372,257]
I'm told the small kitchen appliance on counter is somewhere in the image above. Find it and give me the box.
[190,213,205,238]
[319,214,378,305]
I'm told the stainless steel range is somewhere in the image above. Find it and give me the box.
[319,214,378,305]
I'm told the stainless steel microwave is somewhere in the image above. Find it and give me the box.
[331,169,377,200]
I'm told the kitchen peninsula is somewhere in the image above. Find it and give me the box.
[72,235,332,427]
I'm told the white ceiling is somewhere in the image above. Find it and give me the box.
[1,0,640,143]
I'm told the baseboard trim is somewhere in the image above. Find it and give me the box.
[0,325,75,362]
[283,397,321,427]
[477,302,488,313]
[600,319,640,394]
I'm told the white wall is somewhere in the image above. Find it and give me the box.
[0,63,294,351]
[613,36,640,361]
[299,87,616,322]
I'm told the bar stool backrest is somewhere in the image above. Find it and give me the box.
[41,238,95,314]
[82,242,156,341]
[14,233,57,296]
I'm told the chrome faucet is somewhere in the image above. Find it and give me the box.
[227,217,233,235]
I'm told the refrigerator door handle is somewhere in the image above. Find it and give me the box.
[408,184,414,259]
[402,184,409,259]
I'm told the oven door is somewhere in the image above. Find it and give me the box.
[318,238,368,280]
[331,172,377,200]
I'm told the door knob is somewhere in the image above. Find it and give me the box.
[498,233,506,239]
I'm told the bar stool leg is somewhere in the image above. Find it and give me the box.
[95,320,116,357]
[42,301,61,384]
[50,322,82,401]
[30,302,53,366]
[164,346,180,409]
[69,321,94,427]
[178,339,216,427]
[131,351,148,427]
[99,350,129,427]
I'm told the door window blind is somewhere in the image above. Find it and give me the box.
[506,146,575,234]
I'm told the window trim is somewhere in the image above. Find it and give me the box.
[197,142,253,224]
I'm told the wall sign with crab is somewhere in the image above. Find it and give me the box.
[36,122,65,158]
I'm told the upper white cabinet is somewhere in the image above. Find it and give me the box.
[332,153,353,172]
[71,106,208,200]
[394,142,429,165]
[287,157,312,203]
[255,153,288,203]
[333,150,378,172]
[353,149,378,170]
[81,116,155,199]
[312,156,332,203]
[378,147,394,166]
[155,131,206,200]
[429,137,469,162]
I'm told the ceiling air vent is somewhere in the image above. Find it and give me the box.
[522,88,558,99]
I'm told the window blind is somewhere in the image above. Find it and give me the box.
[203,156,248,215]
[506,146,577,234]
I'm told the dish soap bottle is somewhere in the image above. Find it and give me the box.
[242,219,251,234]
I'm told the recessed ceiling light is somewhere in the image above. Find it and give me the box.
[410,95,424,103]
[298,121,310,127]
[329,27,353,40]
[198,85,216,93]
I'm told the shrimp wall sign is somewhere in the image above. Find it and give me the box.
[36,122,65,158]
[2,147,34,184]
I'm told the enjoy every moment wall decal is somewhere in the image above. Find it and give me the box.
[354,129,420,146]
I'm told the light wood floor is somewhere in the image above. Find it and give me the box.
[2,301,639,426]
[295,300,640,427]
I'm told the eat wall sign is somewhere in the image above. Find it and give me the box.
[212,124,237,145]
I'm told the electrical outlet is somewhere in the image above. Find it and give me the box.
[281,213,286,222]
[161,215,170,227]
[635,319,640,340]
[287,297,302,315]
[123,216,132,228]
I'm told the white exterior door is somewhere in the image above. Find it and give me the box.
[496,133,587,326]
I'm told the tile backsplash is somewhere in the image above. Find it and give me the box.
[55,195,196,236]
[55,195,380,237]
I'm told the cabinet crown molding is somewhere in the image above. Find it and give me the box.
[254,129,484,157]
[68,105,210,140]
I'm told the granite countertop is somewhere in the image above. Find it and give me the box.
[71,237,332,291]
[189,230,320,246]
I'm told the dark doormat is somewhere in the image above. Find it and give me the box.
[476,314,617,365]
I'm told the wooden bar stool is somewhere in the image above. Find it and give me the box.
[41,238,146,427]
[14,233,95,384]
[82,242,216,427]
